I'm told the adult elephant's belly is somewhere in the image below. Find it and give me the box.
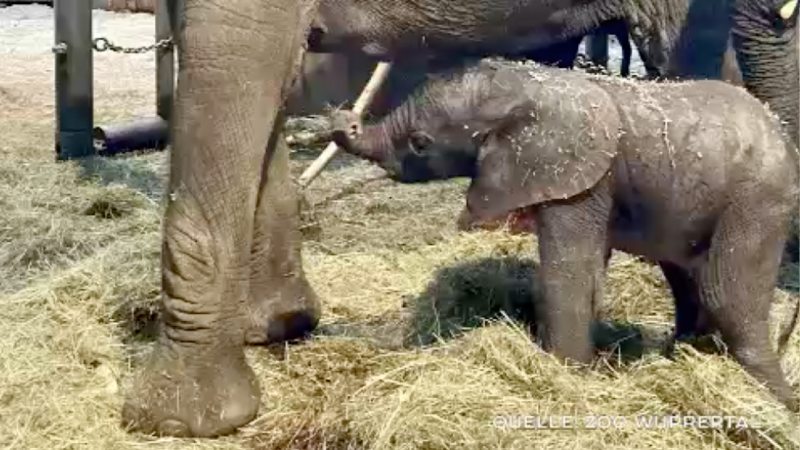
[312,0,595,59]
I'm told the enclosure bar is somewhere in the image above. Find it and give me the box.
[586,33,609,69]
[55,0,94,160]
[156,0,174,125]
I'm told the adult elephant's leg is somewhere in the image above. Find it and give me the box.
[245,111,320,345]
[613,21,632,77]
[533,185,612,364]
[586,33,609,69]
[122,0,316,438]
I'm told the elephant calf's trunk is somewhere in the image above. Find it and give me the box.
[331,112,396,167]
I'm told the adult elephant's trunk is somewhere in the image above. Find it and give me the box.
[731,0,800,263]
[731,0,799,148]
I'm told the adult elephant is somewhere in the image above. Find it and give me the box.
[121,0,799,438]
[287,18,635,118]
[309,0,798,145]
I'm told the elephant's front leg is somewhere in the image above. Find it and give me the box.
[534,185,612,364]
[121,0,317,438]
[245,113,320,345]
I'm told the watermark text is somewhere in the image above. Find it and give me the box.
[492,414,754,430]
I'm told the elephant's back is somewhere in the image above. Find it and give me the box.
[610,78,796,227]
[682,80,797,191]
[603,78,786,175]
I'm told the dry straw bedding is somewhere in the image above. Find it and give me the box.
[0,5,799,450]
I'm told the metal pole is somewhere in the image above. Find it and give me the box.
[54,0,94,160]
[156,0,175,125]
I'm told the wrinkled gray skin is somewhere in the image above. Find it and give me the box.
[120,0,322,438]
[310,0,798,145]
[121,0,799,439]
[289,19,635,118]
[330,58,800,412]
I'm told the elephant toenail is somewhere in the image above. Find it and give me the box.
[158,419,190,437]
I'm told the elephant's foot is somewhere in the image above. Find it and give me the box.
[663,332,723,359]
[664,316,718,358]
[244,123,321,346]
[122,343,260,438]
[244,276,320,345]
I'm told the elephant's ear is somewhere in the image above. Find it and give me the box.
[465,87,621,222]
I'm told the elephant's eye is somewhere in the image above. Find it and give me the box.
[409,131,434,154]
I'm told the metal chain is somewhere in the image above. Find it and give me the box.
[92,36,173,54]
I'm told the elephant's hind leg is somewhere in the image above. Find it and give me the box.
[658,261,711,356]
[696,203,798,412]
[245,117,320,345]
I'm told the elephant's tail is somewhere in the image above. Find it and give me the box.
[777,292,800,354]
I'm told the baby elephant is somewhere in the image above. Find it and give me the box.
[329,58,800,411]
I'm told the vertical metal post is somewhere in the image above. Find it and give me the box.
[55,0,94,160]
[156,0,175,126]
[586,33,610,70]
